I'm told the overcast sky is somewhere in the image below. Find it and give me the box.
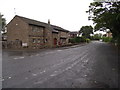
[0,0,94,31]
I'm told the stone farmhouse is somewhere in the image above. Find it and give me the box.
[7,15,70,49]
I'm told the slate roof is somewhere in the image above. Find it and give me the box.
[16,15,69,32]
[70,31,79,34]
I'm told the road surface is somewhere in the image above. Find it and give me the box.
[2,41,119,88]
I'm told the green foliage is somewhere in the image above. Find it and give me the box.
[112,36,120,46]
[79,26,93,39]
[79,37,86,42]
[86,38,90,43]
[69,38,76,43]
[0,13,6,33]
[69,37,86,43]
[87,2,120,44]
[102,37,112,42]
[92,34,101,40]
[75,37,80,43]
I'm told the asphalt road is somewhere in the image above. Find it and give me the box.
[2,41,119,88]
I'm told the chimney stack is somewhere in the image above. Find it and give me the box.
[48,19,50,25]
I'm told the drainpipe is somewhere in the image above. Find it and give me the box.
[47,19,53,48]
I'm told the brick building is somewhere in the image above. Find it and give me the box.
[7,15,70,49]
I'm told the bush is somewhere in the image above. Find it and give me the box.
[102,37,112,42]
[69,37,86,43]
[111,37,120,46]
[75,37,81,43]
[91,34,101,40]
[86,38,90,43]
[79,37,86,42]
[69,38,76,43]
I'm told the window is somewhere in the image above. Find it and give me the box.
[44,39,47,43]
[33,39,36,43]
[32,29,36,32]
[32,27,37,32]
[38,39,41,43]
[37,29,40,32]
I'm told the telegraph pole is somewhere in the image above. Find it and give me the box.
[14,8,16,15]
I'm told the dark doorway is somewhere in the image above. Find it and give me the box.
[54,38,57,46]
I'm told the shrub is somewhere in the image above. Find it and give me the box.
[69,38,76,43]
[69,37,86,43]
[102,37,112,42]
[75,37,80,43]
[91,34,101,40]
[86,38,90,43]
[79,37,86,42]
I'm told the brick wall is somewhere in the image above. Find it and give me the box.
[7,16,29,48]
[7,16,70,49]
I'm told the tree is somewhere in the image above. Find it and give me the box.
[0,13,6,34]
[87,1,120,43]
[93,34,102,40]
[79,25,93,39]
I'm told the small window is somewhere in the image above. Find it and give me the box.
[37,30,40,32]
[38,39,41,43]
[33,39,36,43]
[32,27,37,32]
[45,39,47,43]
[32,29,36,32]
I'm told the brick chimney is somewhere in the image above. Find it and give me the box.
[48,19,50,25]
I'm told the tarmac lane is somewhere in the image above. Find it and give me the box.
[2,41,119,88]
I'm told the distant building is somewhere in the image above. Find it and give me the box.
[6,15,70,49]
[103,31,112,38]
[106,31,112,38]
[70,31,79,38]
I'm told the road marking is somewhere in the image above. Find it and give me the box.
[45,51,54,55]
[8,77,12,79]
[32,73,37,76]
[65,66,72,70]
[57,50,62,52]
[84,75,87,77]
[14,56,24,60]
[39,70,46,74]
[50,74,57,77]
[81,54,87,60]
[14,57,19,59]
[54,71,58,73]
[83,59,89,63]
[53,61,64,67]
[34,78,48,84]
[25,77,28,80]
